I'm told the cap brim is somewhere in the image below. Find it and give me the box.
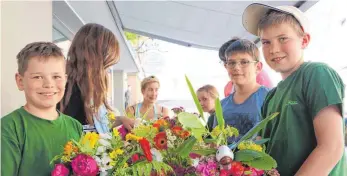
[242,3,289,36]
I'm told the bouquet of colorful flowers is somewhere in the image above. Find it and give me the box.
[51,122,173,176]
[169,75,280,176]
[51,75,280,176]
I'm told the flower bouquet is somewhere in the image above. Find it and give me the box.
[51,125,173,176]
[160,75,280,176]
[51,75,280,176]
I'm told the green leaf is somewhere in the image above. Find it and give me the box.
[191,148,217,156]
[185,75,205,122]
[178,112,205,129]
[233,112,279,151]
[203,138,217,144]
[246,154,277,170]
[235,150,277,170]
[50,154,63,165]
[216,133,225,146]
[190,128,207,141]
[254,138,270,145]
[214,97,225,130]
[234,149,265,162]
[175,136,197,158]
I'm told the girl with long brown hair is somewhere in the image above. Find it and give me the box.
[59,23,134,133]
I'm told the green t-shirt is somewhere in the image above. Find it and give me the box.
[262,62,346,176]
[1,107,83,176]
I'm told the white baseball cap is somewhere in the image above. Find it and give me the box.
[242,3,310,36]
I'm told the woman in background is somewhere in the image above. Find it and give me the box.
[126,75,169,121]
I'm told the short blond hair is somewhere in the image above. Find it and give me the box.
[197,84,219,99]
[141,75,160,91]
[258,11,304,37]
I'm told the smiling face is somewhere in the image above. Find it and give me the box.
[225,52,262,86]
[16,57,67,111]
[260,23,310,79]
[142,82,160,103]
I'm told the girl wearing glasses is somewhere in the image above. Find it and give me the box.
[126,75,169,120]
[216,38,270,144]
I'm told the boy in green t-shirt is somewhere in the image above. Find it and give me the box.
[1,42,83,176]
[242,3,346,176]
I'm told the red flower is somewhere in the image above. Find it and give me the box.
[180,130,190,139]
[153,132,168,150]
[71,154,99,176]
[171,126,183,136]
[243,167,259,176]
[139,138,152,162]
[230,161,245,176]
[254,168,264,176]
[132,154,140,163]
[51,164,69,176]
[153,123,161,131]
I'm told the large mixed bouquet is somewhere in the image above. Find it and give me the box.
[51,76,279,176]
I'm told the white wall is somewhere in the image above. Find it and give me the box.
[112,71,127,115]
[1,1,52,116]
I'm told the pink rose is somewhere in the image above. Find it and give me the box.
[254,168,264,176]
[71,154,99,176]
[51,164,69,176]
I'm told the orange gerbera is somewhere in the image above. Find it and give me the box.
[171,126,183,136]
[63,141,78,156]
[180,130,190,139]
[153,119,169,131]
[153,132,168,150]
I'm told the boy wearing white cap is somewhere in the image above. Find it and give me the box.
[242,3,346,176]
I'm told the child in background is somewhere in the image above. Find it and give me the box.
[197,84,219,132]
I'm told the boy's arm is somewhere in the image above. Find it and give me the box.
[1,133,21,176]
[295,65,345,175]
[295,105,344,176]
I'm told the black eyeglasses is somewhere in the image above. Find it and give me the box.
[225,60,258,68]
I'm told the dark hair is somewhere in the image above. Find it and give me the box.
[224,39,260,62]
[218,37,240,63]
[61,23,120,125]
[16,42,64,75]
